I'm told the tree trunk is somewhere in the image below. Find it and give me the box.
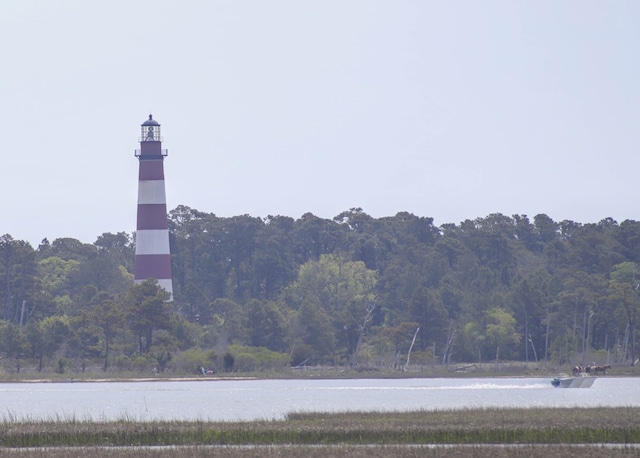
[404,325,421,372]
[146,328,153,353]
[544,302,551,368]
[442,321,456,367]
[524,315,529,366]
[103,336,110,372]
[350,304,376,367]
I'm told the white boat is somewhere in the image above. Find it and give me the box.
[551,375,597,388]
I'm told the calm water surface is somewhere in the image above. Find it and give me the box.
[0,377,637,422]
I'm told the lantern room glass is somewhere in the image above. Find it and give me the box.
[141,124,161,142]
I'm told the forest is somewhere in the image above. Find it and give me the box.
[1,206,640,375]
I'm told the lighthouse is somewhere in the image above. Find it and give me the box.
[133,114,173,297]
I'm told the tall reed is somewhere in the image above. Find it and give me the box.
[0,407,638,448]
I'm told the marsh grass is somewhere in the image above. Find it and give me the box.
[0,407,639,450]
[1,445,639,458]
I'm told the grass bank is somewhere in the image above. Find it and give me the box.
[2,445,639,458]
[0,407,639,454]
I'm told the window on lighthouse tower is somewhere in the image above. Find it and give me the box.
[146,126,154,141]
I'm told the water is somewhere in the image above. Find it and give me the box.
[0,377,637,422]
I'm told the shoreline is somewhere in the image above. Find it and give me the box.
[0,365,633,384]
[0,376,259,384]
[0,373,616,384]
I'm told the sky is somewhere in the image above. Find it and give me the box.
[1,1,639,247]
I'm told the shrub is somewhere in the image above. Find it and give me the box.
[223,352,235,372]
[171,349,217,374]
[228,345,288,372]
[113,353,153,372]
[290,343,314,367]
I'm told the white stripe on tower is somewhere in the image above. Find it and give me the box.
[134,115,173,297]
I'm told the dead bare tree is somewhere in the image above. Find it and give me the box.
[442,320,457,367]
[404,325,421,371]
[350,302,377,367]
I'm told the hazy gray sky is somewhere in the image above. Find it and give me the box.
[2,1,639,246]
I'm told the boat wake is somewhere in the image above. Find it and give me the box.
[318,383,548,391]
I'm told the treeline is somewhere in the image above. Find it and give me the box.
[1,206,640,374]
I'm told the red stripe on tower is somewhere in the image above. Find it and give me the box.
[133,115,173,297]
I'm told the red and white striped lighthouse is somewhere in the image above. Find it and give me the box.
[133,114,173,297]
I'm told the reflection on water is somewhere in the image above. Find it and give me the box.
[0,377,637,422]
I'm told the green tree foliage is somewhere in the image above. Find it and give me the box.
[287,254,377,363]
[295,300,336,363]
[36,234,133,319]
[204,297,246,347]
[0,320,27,370]
[226,344,289,371]
[5,209,640,373]
[0,234,41,324]
[608,262,640,363]
[252,216,296,299]
[245,299,288,351]
[88,298,127,371]
[125,279,173,354]
[25,315,76,372]
[484,306,520,361]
